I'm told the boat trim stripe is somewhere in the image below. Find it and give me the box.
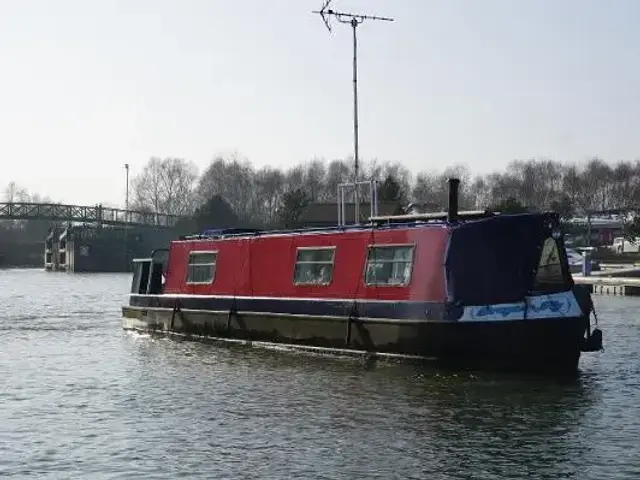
[129,293,444,304]
[124,305,442,325]
[128,294,452,321]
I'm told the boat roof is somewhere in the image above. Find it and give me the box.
[176,211,552,243]
[177,222,436,242]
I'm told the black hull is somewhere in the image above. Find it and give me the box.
[122,298,590,375]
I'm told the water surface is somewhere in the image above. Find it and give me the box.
[1,269,638,479]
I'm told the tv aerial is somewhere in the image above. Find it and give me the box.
[313,0,394,33]
[312,0,394,222]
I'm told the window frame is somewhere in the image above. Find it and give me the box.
[363,243,416,287]
[532,237,571,293]
[292,246,336,286]
[185,250,218,285]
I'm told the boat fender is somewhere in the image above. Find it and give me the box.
[581,328,603,352]
[227,304,237,333]
[582,296,604,352]
[170,298,181,330]
[346,303,359,346]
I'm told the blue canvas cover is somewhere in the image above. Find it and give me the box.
[201,228,261,236]
[444,213,553,306]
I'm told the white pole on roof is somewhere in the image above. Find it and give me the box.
[313,1,393,227]
[341,185,346,226]
[373,180,379,217]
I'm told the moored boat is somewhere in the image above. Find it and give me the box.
[122,178,603,374]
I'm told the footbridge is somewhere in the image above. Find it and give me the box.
[0,202,185,228]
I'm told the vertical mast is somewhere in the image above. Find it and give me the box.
[313,1,393,223]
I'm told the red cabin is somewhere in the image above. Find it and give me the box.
[164,225,450,303]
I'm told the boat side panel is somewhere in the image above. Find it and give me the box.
[164,226,451,302]
[129,294,449,320]
[122,305,585,373]
[165,238,252,296]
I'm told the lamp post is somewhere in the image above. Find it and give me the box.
[124,163,129,223]
[124,163,130,270]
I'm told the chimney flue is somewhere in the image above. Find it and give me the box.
[447,178,460,223]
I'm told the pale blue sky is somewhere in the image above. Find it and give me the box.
[1,0,639,206]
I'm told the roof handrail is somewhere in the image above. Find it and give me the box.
[369,210,494,223]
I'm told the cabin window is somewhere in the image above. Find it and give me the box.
[365,245,414,286]
[186,251,217,284]
[293,247,336,285]
[534,238,565,288]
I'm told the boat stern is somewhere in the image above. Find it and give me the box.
[443,210,604,372]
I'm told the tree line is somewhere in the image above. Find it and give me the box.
[4,155,640,233]
[129,154,640,229]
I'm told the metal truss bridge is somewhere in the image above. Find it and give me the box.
[0,202,185,228]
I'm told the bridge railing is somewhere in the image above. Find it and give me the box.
[0,202,185,227]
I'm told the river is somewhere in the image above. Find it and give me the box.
[1,269,638,479]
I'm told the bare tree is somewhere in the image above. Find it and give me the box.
[283,164,305,193]
[323,159,351,202]
[3,182,30,203]
[580,158,613,212]
[254,166,285,226]
[364,158,384,182]
[131,157,198,216]
[411,171,442,209]
[466,175,491,210]
[487,172,522,207]
[303,158,327,202]
[562,163,583,209]
[505,159,562,209]
[610,160,637,210]
[197,152,256,223]
[381,161,412,200]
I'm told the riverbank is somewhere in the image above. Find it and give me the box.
[591,250,640,264]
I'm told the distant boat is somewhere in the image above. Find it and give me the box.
[122,178,603,375]
[566,247,601,273]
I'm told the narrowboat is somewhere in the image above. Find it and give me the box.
[122,178,603,374]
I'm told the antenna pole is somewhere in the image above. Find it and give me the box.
[351,17,360,223]
[313,1,393,224]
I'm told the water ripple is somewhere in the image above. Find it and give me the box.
[0,269,639,479]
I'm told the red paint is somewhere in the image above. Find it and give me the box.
[164,226,451,302]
